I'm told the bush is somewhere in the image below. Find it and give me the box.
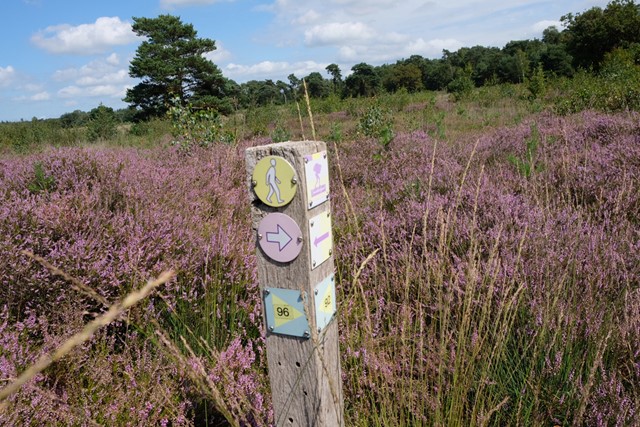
[168,98,228,151]
[447,75,475,100]
[553,47,640,114]
[87,104,118,141]
[357,104,395,153]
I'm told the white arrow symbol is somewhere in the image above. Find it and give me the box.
[266,225,292,251]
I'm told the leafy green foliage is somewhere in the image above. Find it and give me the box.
[270,123,291,143]
[168,98,231,152]
[447,76,474,100]
[357,104,395,157]
[507,124,542,178]
[125,14,227,119]
[561,0,640,70]
[553,46,640,114]
[344,63,381,97]
[87,104,118,141]
[527,63,546,99]
[27,162,56,194]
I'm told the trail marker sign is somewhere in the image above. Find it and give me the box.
[264,287,310,338]
[313,274,336,333]
[304,150,330,209]
[258,213,303,263]
[252,155,297,207]
[246,141,344,427]
[309,211,333,269]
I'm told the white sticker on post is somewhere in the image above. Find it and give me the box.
[304,151,330,209]
[314,274,336,333]
[309,210,332,269]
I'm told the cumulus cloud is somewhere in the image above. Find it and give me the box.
[0,66,16,87]
[58,84,126,99]
[532,19,563,33]
[304,22,374,46]
[225,60,327,81]
[161,0,232,8]
[259,0,605,68]
[31,17,138,55]
[293,10,321,25]
[53,55,130,85]
[203,41,232,63]
[52,54,134,103]
[31,91,51,101]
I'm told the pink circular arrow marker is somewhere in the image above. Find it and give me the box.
[258,213,303,263]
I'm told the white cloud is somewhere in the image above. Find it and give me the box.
[0,66,16,87]
[161,0,232,8]
[203,41,232,63]
[293,10,321,25]
[52,54,134,104]
[24,83,44,92]
[53,55,131,86]
[31,17,138,55]
[31,91,51,101]
[58,84,126,98]
[76,70,129,87]
[106,53,120,66]
[532,19,563,33]
[258,0,610,70]
[304,22,374,46]
[225,60,327,81]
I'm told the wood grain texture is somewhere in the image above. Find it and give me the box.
[245,141,344,427]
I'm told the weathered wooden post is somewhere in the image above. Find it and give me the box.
[245,140,344,427]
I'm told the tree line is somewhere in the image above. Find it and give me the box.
[67,0,640,122]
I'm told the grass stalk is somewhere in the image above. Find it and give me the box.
[0,270,175,406]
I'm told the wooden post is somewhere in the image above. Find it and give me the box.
[245,140,344,427]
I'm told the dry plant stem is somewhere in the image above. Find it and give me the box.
[153,330,237,427]
[296,101,306,140]
[0,270,175,404]
[302,79,316,140]
[573,330,612,426]
[331,141,362,243]
[21,250,109,308]
[352,249,380,337]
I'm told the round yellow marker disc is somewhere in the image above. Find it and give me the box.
[252,156,297,207]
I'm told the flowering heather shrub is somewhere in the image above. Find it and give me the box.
[0,142,270,424]
[0,110,638,425]
[330,110,639,425]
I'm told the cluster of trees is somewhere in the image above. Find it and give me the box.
[81,0,640,121]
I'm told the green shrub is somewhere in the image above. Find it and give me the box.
[507,123,542,178]
[168,98,228,151]
[270,123,291,142]
[357,104,395,156]
[553,47,640,114]
[447,75,475,100]
[87,104,118,141]
[27,162,56,194]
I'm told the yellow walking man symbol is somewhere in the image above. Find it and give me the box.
[266,158,284,204]
[252,155,297,207]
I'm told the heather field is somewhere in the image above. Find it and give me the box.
[0,93,639,425]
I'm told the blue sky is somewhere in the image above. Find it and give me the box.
[0,0,609,121]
